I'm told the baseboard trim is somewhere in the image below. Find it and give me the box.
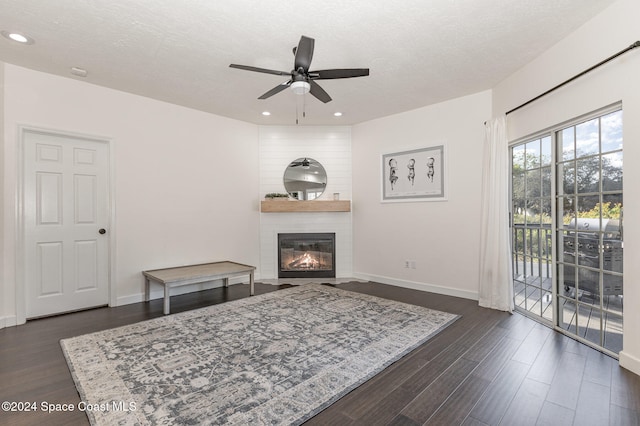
[115,278,248,306]
[353,273,478,301]
[619,350,640,376]
[0,315,18,329]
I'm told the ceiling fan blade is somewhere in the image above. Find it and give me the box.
[258,81,292,99]
[294,36,315,71]
[229,64,290,76]
[309,80,332,103]
[309,68,370,79]
[290,159,313,167]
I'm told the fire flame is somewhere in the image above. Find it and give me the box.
[288,252,320,270]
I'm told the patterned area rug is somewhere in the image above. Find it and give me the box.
[61,284,459,425]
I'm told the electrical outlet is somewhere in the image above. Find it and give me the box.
[404,260,410,268]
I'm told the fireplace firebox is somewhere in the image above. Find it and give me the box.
[278,233,336,278]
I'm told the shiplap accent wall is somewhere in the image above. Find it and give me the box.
[258,126,353,279]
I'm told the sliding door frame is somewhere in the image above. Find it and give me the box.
[509,102,623,357]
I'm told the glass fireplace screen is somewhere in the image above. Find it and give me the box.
[278,233,336,278]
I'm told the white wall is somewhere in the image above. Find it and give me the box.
[352,90,492,299]
[492,0,640,375]
[1,64,260,324]
[0,63,6,328]
[258,126,352,278]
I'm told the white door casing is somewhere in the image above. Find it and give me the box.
[22,129,110,318]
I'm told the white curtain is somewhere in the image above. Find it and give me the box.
[478,116,514,312]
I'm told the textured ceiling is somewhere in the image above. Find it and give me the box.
[0,0,616,125]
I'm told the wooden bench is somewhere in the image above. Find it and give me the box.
[143,261,255,315]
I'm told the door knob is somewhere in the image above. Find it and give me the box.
[99,228,106,235]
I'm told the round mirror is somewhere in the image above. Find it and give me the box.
[283,157,327,200]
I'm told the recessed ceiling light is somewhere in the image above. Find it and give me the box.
[334,112,343,117]
[262,111,271,116]
[1,31,34,44]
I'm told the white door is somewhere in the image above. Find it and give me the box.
[23,129,110,318]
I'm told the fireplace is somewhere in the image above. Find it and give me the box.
[278,233,336,278]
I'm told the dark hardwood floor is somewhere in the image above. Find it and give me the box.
[1,281,639,425]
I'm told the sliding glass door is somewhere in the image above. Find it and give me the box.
[510,107,623,356]
[511,137,553,322]
[555,109,623,354]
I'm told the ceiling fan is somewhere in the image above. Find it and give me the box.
[289,158,311,167]
[229,35,369,103]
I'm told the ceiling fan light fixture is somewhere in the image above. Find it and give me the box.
[291,81,310,95]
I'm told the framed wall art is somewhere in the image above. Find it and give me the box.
[382,145,446,202]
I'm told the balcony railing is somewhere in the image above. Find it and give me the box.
[512,223,552,278]
[511,222,623,354]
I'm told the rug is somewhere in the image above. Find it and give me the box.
[61,284,459,425]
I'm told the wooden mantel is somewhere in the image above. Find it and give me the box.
[261,199,351,213]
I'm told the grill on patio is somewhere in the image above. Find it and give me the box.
[562,218,623,297]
